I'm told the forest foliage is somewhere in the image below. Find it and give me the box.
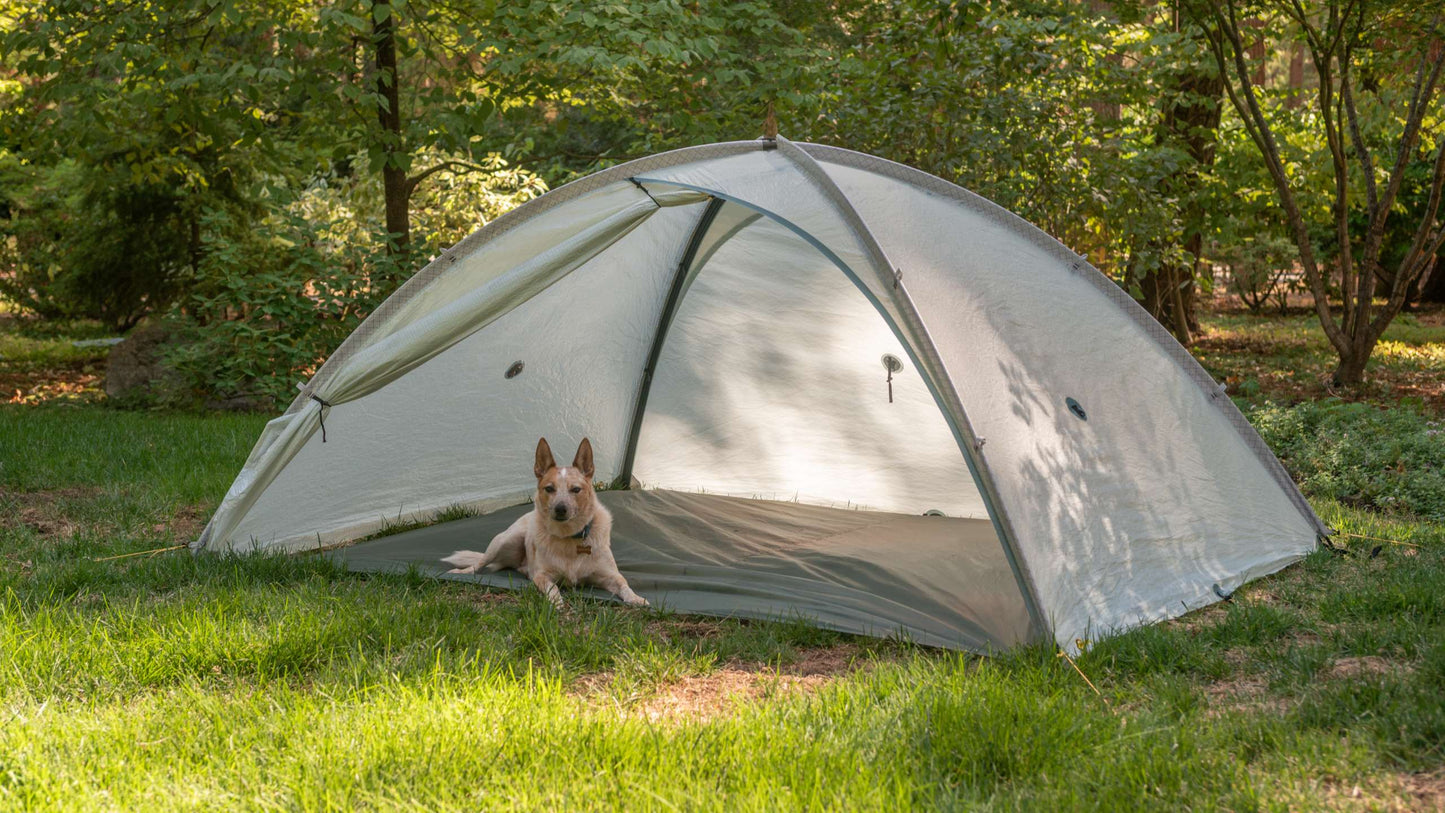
[1,0,1442,404]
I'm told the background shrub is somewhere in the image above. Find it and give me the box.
[1248,399,1445,521]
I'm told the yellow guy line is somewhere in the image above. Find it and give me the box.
[92,544,187,562]
[1334,531,1421,549]
[1057,647,1105,701]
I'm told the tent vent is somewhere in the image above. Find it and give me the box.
[505,361,525,379]
[1066,397,1087,421]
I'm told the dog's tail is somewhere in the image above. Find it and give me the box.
[441,550,489,573]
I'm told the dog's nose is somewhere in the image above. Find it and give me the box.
[553,506,568,520]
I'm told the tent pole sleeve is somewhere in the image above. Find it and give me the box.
[616,196,725,486]
[771,137,1051,644]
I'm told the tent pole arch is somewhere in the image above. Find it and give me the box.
[195,141,770,552]
[616,195,725,485]
[773,137,1050,641]
[629,173,1047,642]
[795,143,1326,538]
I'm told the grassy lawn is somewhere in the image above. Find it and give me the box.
[1194,305,1445,413]
[2,312,1444,810]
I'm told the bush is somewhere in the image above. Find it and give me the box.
[1211,233,1299,314]
[1248,399,1445,521]
[161,207,404,408]
[0,154,250,331]
[160,152,543,407]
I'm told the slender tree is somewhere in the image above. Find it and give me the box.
[1199,0,1445,385]
[1139,2,1226,344]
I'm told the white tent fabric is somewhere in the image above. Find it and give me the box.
[634,210,988,518]
[198,138,1324,652]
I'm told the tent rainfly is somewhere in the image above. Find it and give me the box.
[197,138,1325,653]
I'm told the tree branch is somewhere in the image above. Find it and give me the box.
[404,159,490,195]
[1206,0,1349,352]
[1379,129,1445,334]
[1374,32,1444,231]
[1342,73,1377,215]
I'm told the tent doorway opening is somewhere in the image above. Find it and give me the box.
[337,191,1036,650]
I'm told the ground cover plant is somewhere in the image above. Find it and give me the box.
[2,314,1443,810]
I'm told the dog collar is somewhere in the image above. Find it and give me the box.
[570,520,593,555]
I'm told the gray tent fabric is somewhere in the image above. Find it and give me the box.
[328,489,1031,651]
[200,137,1323,653]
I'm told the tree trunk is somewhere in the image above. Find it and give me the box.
[1332,348,1371,387]
[1286,44,1305,109]
[1087,0,1122,122]
[1201,0,1445,390]
[375,5,410,253]
[1141,14,1223,345]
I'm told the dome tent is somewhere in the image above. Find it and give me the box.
[197,137,1325,652]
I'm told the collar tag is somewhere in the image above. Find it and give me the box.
[569,520,593,554]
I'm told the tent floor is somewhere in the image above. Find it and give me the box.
[328,489,1032,650]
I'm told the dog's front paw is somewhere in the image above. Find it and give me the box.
[624,595,650,607]
[446,567,473,575]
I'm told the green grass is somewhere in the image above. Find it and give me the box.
[2,310,1444,810]
[1195,308,1445,412]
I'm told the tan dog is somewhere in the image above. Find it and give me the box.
[442,437,648,610]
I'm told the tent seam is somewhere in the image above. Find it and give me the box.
[617,195,725,483]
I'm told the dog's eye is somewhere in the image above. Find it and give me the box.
[569,486,582,494]
[543,485,555,493]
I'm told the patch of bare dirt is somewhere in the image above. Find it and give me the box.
[1317,771,1445,812]
[1,364,104,405]
[150,504,207,542]
[1328,656,1410,680]
[645,618,729,641]
[575,644,875,722]
[0,486,104,539]
[457,588,519,609]
[1169,601,1230,635]
[784,644,865,676]
[1289,629,1324,647]
[1202,674,1294,717]
[1401,772,1445,812]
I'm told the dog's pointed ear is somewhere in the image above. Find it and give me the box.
[572,437,595,479]
[534,437,556,479]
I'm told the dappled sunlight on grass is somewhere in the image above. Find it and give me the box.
[1194,306,1445,412]
[1,311,1443,809]
[0,317,112,405]
[1374,338,1445,368]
